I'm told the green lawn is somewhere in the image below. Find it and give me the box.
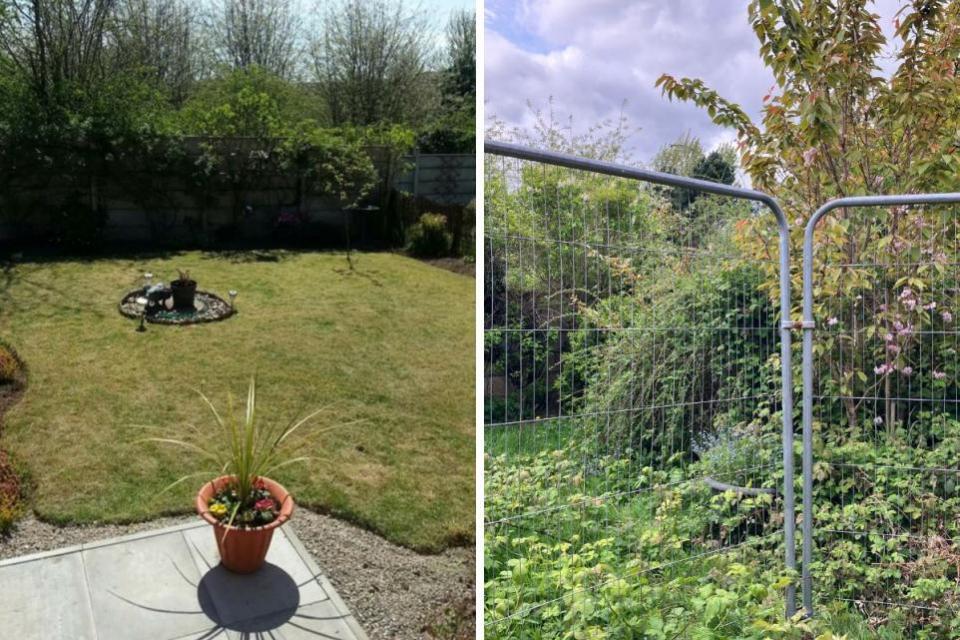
[0,250,474,551]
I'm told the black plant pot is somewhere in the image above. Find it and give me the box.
[171,279,197,310]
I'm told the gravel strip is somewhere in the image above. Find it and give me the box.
[0,509,475,640]
[0,513,196,559]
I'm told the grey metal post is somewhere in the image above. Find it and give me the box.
[800,192,960,617]
[484,140,799,617]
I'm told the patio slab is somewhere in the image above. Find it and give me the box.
[0,521,368,640]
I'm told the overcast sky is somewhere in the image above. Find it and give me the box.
[485,0,905,164]
[426,0,476,27]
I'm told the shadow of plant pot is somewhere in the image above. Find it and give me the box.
[197,562,300,632]
[196,475,295,574]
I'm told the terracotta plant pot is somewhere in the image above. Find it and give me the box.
[196,475,295,574]
[171,279,197,310]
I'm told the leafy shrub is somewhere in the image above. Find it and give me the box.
[416,107,474,153]
[568,262,779,463]
[0,342,22,385]
[0,449,24,534]
[0,353,18,385]
[408,213,452,258]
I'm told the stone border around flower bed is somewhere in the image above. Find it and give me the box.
[118,290,236,325]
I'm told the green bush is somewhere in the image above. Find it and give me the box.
[0,449,26,535]
[416,106,474,153]
[567,262,778,463]
[408,213,452,258]
[0,345,19,385]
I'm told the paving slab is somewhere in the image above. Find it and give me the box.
[83,529,212,640]
[0,551,97,639]
[0,521,368,640]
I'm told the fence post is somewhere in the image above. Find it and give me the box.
[772,203,798,619]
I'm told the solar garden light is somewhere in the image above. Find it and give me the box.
[228,290,238,308]
[135,296,148,332]
[144,272,153,290]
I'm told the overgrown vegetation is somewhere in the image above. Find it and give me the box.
[485,1,960,636]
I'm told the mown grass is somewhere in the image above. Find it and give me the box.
[0,250,474,551]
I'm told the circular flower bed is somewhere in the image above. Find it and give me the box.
[118,290,235,325]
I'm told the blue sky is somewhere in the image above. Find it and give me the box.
[485,0,904,164]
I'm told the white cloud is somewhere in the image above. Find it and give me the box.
[486,0,909,164]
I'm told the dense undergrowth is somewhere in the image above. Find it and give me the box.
[484,127,960,639]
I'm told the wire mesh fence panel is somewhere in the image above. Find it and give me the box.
[802,200,960,632]
[484,144,796,638]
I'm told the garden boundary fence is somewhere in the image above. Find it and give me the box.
[483,139,800,632]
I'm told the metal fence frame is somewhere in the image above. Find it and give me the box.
[486,140,960,629]
[485,139,800,617]
[800,193,960,617]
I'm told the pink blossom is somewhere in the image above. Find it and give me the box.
[879,304,888,312]
[943,311,953,323]
[887,344,900,354]
[884,333,895,343]
[904,299,917,311]
[827,317,839,326]
[901,366,913,376]
[803,147,818,166]
[900,287,913,299]
[875,363,893,375]
[924,301,938,311]
[933,370,947,380]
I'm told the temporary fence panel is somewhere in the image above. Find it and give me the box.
[800,194,960,629]
[483,140,798,637]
